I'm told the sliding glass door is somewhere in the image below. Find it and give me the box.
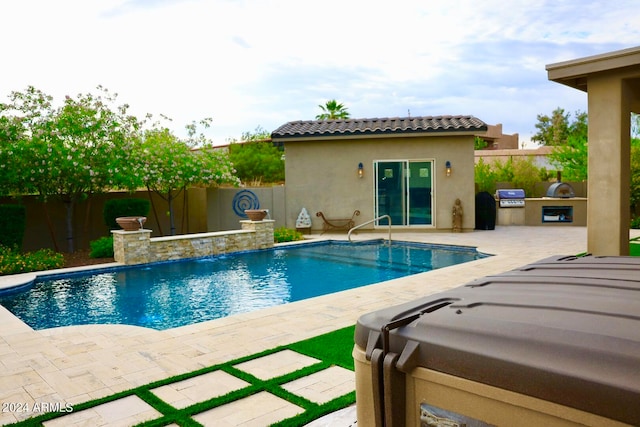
[375,160,433,226]
[375,161,404,226]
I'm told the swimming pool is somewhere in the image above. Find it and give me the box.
[0,240,488,330]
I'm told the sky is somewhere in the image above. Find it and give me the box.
[2,0,639,147]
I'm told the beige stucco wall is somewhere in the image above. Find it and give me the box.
[206,186,286,231]
[475,146,555,171]
[283,134,476,232]
[0,189,209,252]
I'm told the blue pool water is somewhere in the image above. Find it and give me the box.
[0,240,487,330]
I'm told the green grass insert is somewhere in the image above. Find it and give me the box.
[288,325,356,370]
[7,325,357,427]
[577,240,640,257]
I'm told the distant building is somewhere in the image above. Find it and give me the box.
[476,124,519,150]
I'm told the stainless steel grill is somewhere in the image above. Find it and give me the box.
[496,189,525,208]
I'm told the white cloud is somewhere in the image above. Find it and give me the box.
[1,0,639,144]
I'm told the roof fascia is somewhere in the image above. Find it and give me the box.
[546,46,640,92]
[272,129,486,143]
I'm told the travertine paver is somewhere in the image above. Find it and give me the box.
[192,391,303,426]
[1,227,625,427]
[281,366,355,404]
[233,349,320,380]
[42,395,161,427]
[304,404,357,427]
[150,370,250,409]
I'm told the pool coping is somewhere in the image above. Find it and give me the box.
[0,237,490,333]
[0,238,339,292]
[0,237,487,292]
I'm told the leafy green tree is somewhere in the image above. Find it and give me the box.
[228,126,284,184]
[0,86,141,252]
[131,120,239,235]
[532,108,588,147]
[316,99,350,120]
[548,134,589,181]
[631,137,640,216]
[534,108,588,182]
[0,87,52,197]
[228,142,284,184]
[0,111,28,197]
[570,111,588,140]
[531,107,570,146]
[474,136,488,150]
[632,114,640,217]
[234,126,271,142]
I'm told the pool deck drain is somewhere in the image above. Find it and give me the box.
[1,227,636,426]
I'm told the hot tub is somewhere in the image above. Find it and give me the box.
[354,255,640,426]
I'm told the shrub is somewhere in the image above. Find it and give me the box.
[0,246,64,275]
[474,158,498,194]
[0,204,26,250]
[475,156,553,197]
[90,236,114,258]
[511,157,544,197]
[631,216,640,229]
[103,198,151,230]
[274,227,304,243]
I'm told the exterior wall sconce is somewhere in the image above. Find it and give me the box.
[445,160,452,177]
[358,162,364,178]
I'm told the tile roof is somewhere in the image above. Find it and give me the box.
[271,115,487,139]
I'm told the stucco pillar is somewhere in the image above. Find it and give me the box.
[587,75,631,255]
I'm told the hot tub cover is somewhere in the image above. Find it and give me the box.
[355,255,640,425]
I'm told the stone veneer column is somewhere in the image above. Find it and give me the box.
[112,229,152,265]
[240,219,275,249]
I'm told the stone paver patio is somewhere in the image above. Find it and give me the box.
[1,226,636,426]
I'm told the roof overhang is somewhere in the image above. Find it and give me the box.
[546,46,640,92]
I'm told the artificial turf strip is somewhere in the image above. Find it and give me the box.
[6,325,357,427]
[576,240,640,258]
[288,324,356,370]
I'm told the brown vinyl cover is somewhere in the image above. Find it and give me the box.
[355,255,640,425]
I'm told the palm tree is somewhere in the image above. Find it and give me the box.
[316,99,350,120]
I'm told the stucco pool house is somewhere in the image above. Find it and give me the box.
[271,115,487,233]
